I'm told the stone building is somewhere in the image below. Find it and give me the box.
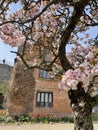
[8,45,72,117]
[8,61,72,117]
[33,69,72,117]
[0,63,13,84]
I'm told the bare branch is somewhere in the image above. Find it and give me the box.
[11,50,52,71]
[86,23,98,27]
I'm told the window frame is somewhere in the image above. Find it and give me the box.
[36,92,53,108]
[39,70,51,79]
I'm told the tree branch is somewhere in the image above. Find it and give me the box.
[0,1,55,26]
[11,50,52,71]
[86,23,98,27]
[59,0,90,71]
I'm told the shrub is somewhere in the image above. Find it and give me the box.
[0,115,5,122]
[6,116,14,123]
[67,117,74,123]
[18,114,31,122]
[31,114,74,123]
[0,112,74,124]
[0,110,6,122]
[0,110,6,116]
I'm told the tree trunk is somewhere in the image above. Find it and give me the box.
[72,103,93,130]
[68,82,94,130]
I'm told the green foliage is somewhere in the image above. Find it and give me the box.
[18,114,74,123]
[0,81,9,94]
[31,115,74,123]
[0,115,15,123]
[5,116,14,123]
[0,81,9,109]
[91,114,98,121]
[0,112,74,124]
[14,114,74,123]
[18,114,31,122]
[0,115,5,122]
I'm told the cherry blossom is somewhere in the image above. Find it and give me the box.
[0,23,25,46]
[60,52,98,92]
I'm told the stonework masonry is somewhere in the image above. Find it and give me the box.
[0,63,13,84]
[8,61,35,116]
[8,61,72,117]
[33,69,72,117]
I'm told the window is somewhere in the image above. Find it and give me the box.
[39,70,51,79]
[43,47,51,62]
[36,92,53,108]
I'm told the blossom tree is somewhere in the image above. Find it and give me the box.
[0,0,98,130]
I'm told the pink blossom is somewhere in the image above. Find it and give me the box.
[1,23,15,35]
[0,24,25,46]
[66,79,78,90]
[65,69,74,75]
[85,52,94,60]
[91,64,98,76]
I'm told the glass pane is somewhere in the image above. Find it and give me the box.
[43,71,46,78]
[45,93,48,102]
[41,102,45,107]
[41,93,44,102]
[45,54,50,61]
[46,73,50,78]
[37,93,40,102]
[36,102,40,107]
[45,102,49,107]
[49,93,52,103]
[49,102,52,107]
[39,70,43,77]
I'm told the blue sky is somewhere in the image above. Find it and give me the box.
[0,40,17,65]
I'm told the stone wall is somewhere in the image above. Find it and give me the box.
[33,69,72,117]
[8,61,36,116]
[8,61,72,117]
[0,63,13,84]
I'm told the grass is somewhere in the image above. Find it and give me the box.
[91,114,98,121]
